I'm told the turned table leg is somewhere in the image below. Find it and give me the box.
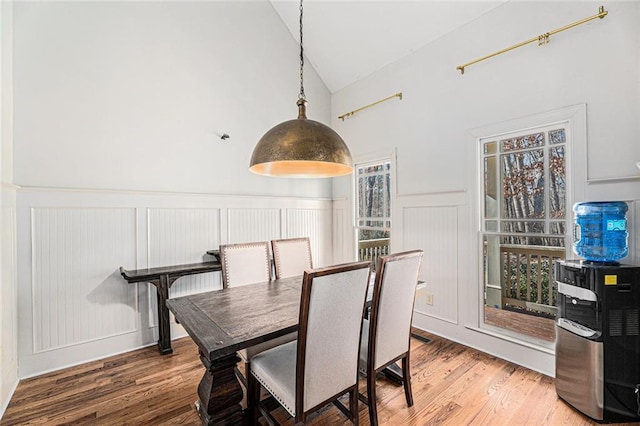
[196,351,244,425]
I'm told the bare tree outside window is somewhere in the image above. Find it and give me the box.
[481,124,568,343]
[355,160,391,270]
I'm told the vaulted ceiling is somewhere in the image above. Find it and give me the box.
[271,1,506,93]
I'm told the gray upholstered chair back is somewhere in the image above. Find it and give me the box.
[298,262,370,413]
[271,237,313,279]
[370,250,423,370]
[219,241,271,288]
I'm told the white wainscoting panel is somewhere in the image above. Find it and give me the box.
[17,189,334,377]
[285,208,331,267]
[1,190,19,414]
[402,205,459,324]
[227,208,281,244]
[31,208,137,352]
[148,208,221,299]
[331,198,354,266]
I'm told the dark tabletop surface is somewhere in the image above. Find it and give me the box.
[167,274,422,360]
[166,276,302,360]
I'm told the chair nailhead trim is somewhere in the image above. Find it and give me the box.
[223,243,270,287]
[251,371,295,416]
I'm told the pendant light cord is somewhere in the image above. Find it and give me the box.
[298,0,305,101]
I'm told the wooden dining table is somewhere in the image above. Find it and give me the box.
[167,274,426,425]
[167,275,303,425]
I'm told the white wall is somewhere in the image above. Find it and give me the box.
[1,0,19,416]
[331,1,640,376]
[8,1,339,381]
[12,1,332,198]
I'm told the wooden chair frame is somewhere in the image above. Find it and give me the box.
[218,241,272,390]
[360,250,423,426]
[249,261,371,425]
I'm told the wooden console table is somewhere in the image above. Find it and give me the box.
[120,260,222,354]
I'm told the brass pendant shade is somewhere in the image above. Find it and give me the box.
[250,100,352,178]
[249,0,352,178]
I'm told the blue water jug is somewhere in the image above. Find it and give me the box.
[573,201,628,262]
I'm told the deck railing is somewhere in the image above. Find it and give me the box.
[358,238,390,270]
[500,244,565,316]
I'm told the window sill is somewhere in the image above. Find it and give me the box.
[465,324,555,355]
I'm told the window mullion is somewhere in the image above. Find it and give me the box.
[497,148,502,233]
[544,135,550,234]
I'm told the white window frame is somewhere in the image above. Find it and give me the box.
[481,123,569,237]
[352,149,397,258]
[468,105,587,348]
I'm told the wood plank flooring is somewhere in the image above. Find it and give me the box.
[484,306,556,342]
[1,330,637,425]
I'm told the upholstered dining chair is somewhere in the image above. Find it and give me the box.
[248,261,372,425]
[359,249,424,426]
[271,237,313,279]
[219,241,271,288]
[219,241,295,388]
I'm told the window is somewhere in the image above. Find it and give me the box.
[355,159,392,269]
[481,123,568,343]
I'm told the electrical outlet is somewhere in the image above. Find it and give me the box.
[425,293,433,306]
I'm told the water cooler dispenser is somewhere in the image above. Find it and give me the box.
[555,201,640,422]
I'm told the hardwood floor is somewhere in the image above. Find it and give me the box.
[1,330,636,425]
[484,306,556,342]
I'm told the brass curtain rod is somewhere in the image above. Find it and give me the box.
[456,6,607,74]
[338,92,402,121]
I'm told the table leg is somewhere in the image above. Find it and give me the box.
[156,275,173,355]
[382,363,404,385]
[382,333,431,384]
[196,351,244,425]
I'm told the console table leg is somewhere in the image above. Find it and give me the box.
[156,275,173,355]
[196,352,244,425]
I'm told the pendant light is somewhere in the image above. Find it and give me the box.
[249,0,352,178]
